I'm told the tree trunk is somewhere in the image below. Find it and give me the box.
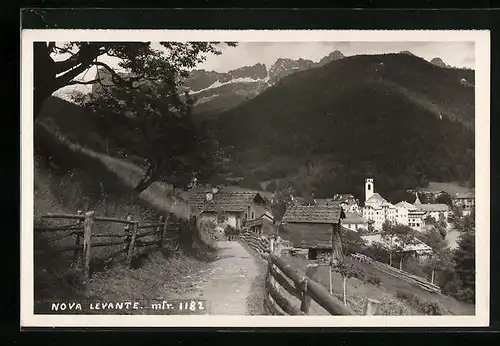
[399,256,403,270]
[329,267,333,294]
[389,252,393,266]
[33,42,57,120]
[331,225,344,266]
[134,164,159,193]
[431,267,435,284]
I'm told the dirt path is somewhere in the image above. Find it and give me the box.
[178,241,260,315]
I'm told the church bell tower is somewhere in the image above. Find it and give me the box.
[365,178,374,202]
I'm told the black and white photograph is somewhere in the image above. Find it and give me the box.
[21,30,490,327]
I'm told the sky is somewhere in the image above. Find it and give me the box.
[196,41,475,72]
[53,41,474,97]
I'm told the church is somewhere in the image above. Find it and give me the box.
[361,178,450,232]
[362,178,397,230]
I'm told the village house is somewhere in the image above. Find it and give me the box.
[361,178,451,233]
[290,194,360,213]
[361,233,433,264]
[281,203,346,261]
[407,209,426,232]
[413,193,450,224]
[452,191,475,215]
[332,193,361,213]
[245,210,276,236]
[394,201,417,226]
[342,212,369,232]
[393,199,427,232]
[187,186,274,232]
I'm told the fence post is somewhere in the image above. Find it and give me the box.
[126,220,138,267]
[363,298,381,315]
[82,210,94,278]
[300,263,319,315]
[73,210,83,264]
[157,214,168,249]
[123,214,132,251]
[267,238,276,288]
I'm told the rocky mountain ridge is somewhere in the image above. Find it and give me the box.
[89,49,459,116]
[182,50,346,115]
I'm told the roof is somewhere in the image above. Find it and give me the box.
[188,187,266,213]
[261,210,274,220]
[366,193,388,204]
[291,194,358,207]
[454,192,475,199]
[416,203,449,212]
[343,212,368,224]
[394,201,418,210]
[282,204,344,224]
[408,210,426,215]
[361,233,432,253]
[332,194,358,204]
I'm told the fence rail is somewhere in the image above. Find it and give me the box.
[370,260,441,294]
[264,248,358,316]
[35,210,180,278]
[237,233,380,316]
[239,231,270,256]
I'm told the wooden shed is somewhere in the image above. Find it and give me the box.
[281,203,345,260]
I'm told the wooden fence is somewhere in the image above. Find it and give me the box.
[349,253,441,294]
[263,240,380,316]
[34,211,181,278]
[370,260,442,294]
[239,231,270,256]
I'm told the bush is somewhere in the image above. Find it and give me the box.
[342,229,367,255]
[361,243,390,264]
[403,257,427,278]
[421,301,443,315]
[224,225,239,238]
[452,288,475,304]
[396,290,444,315]
[366,274,381,286]
[200,219,224,241]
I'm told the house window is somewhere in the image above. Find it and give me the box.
[245,213,247,219]
[251,212,255,219]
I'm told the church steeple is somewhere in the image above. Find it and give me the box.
[365,177,374,202]
[414,192,421,206]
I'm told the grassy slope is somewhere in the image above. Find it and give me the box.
[282,255,474,316]
[33,106,216,312]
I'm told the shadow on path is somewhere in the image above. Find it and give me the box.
[179,241,260,315]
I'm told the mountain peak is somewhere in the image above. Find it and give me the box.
[430,57,449,68]
[399,50,415,56]
[317,50,345,66]
[268,58,315,84]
